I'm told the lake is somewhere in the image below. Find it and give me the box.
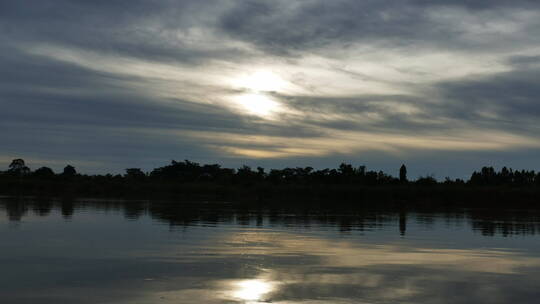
[1,197,540,303]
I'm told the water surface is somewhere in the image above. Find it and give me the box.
[1,198,539,303]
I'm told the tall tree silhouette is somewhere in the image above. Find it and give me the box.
[399,164,408,183]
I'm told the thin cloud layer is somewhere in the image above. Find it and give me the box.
[1,0,540,176]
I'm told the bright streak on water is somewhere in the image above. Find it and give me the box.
[232,279,274,302]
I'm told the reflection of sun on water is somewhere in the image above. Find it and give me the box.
[232,279,274,302]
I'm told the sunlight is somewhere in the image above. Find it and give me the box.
[232,70,288,92]
[235,93,281,117]
[228,70,290,118]
[232,279,274,302]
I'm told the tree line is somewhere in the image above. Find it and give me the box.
[3,158,540,187]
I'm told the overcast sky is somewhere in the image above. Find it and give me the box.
[2,0,540,178]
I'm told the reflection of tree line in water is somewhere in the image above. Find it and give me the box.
[2,159,540,205]
[1,198,540,237]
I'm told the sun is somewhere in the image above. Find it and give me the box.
[229,70,289,117]
[235,93,281,116]
[232,70,288,92]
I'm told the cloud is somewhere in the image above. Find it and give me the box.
[435,64,540,127]
[218,0,540,55]
[1,0,540,175]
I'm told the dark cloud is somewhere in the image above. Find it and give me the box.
[0,0,248,65]
[434,65,540,133]
[219,1,430,54]
[411,0,540,10]
[508,55,540,68]
[219,0,540,55]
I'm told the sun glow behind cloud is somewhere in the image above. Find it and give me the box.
[234,93,282,117]
[229,70,291,117]
[231,70,289,92]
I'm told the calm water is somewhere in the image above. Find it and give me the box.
[1,198,540,303]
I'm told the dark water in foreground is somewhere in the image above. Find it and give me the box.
[1,198,540,304]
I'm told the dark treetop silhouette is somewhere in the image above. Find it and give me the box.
[1,159,539,206]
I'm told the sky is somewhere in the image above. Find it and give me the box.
[2,0,540,178]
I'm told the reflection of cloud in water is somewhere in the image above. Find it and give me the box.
[3,202,540,304]
[96,230,538,304]
[198,230,540,303]
[220,231,540,274]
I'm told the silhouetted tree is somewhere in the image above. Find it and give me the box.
[34,167,55,178]
[338,163,355,180]
[416,175,437,186]
[469,171,482,186]
[500,167,511,184]
[256,166,265,176]
[481,167,496,185]
[63,165,77,176]
[237,165,258,184]
[8,159,30,176]
[150,160,203,181]
[399,164,408,183]
[125,168,145,179]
